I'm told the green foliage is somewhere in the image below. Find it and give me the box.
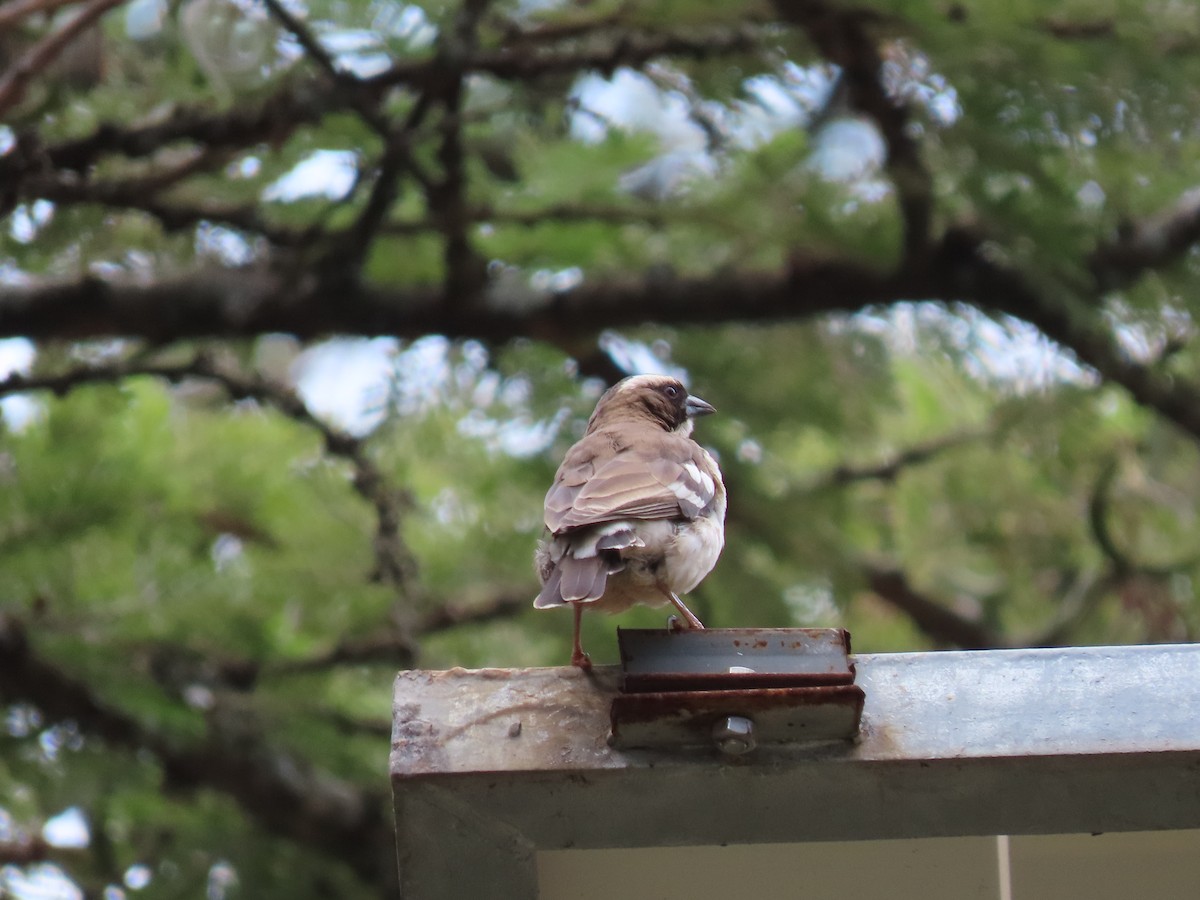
[4,0,1200,898]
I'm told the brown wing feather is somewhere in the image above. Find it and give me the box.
[543,427,716,533]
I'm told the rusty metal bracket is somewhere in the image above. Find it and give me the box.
[609,628,864,753]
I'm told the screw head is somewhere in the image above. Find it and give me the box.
[712,715,756,756]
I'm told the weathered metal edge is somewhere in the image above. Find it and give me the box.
[392,643,1200,900]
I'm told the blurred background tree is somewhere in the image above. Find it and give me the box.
[2,0,1199,896]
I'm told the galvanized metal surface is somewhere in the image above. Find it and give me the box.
[392,644,1200,900]
[617,627,855,692]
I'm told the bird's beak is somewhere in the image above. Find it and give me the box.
[685,394,716,418]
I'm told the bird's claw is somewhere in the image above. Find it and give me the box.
[571,649,593,669]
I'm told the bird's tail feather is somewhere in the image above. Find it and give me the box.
[533,566,565,608]
[560,554,608,602]
[535,527,638,609]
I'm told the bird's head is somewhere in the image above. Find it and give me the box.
[587,374,716,436]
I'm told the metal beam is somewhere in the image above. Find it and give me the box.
[391,644,1200,899]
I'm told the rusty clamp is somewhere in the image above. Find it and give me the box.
[609,628,864,756]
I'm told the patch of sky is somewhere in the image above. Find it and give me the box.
[38,722,84,762]
[849,302,1092,393]
[8,201,54,245]
[125,0,168,40]
[529,267,583,294]
[388,335,454,416]
[42,809,89,849]
[370,1,437,49]
[5,704,42,738]
[1104,299,1195,365]
[0,338,39,431]
[0,863,83,900]
[124,865,152,891]
[263,150,358,202]
[598,330,688,382]
[290,335,578,456]
[807,118,886,182]
[227,156,262,179]
[567,60,916,201]
[315,28,393,77]
[292,337,399,434]
[206,860,238,900]
[195,224,259,266]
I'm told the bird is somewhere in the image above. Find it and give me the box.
[534,374,727,667]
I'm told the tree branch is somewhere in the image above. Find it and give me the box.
[0,22,763,184]
[863,563,1004,649]
[0,0,86,32]
[366,23,768,87]
[430,2,491,305]
[776,1,933,265]
[11,153,318,245]
[814,429,984,488]
[1091,185,1200,289]
[0,257,914,343]
[266,589,527,676]
[414,589,528,634]
[0,0,125,119]
[0,833,53,866]
[1087,456,1200,577]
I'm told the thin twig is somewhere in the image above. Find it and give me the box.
[0,0,126,119]
[644,62,729,155]
[813,429,985,489]
[260,0,345,83]
[0,0,85,32]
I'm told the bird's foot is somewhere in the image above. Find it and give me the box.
[666,613,704,632]
[667,593,705,630]
[570,648,593,669]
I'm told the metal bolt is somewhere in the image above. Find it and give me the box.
[712,715,756,756]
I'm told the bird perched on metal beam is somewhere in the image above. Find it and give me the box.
[534,374,727,667]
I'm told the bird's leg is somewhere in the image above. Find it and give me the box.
[570,602,592,669]
[666,592,705,630]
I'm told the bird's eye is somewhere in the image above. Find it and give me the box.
[664,385,679,399]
